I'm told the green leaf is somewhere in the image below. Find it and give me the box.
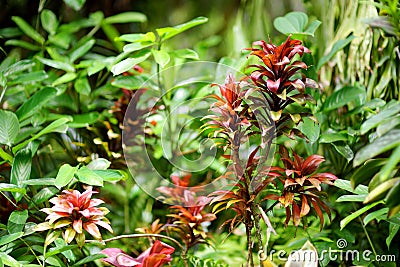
[36,57,75,72]
[298,117,320,142]
[111,52,151,75]
[75,166,103,186]
[336,194,366,202]
[12,16,45,45]
[103,12,147,24]
[4,59,35,77]
[273,12,320,36]
[350,159,387,188]
[7,210,28,234]
[156,16,208,41]
[87,61,106,76]
[55,164,78,188]
[87,158,111,170]
[0,232,23,247]
[377,115,400,136]
[332,143,354,161]
[151,49,170,68]
[69,112,99,128]
[0,183,26,194]
[5,39,41,51]
[45,245,78,259]
[378,145,400,183]
[117,32,156,43]
[360,102,400,134]
[385,179,400,207]
[340,200,383,230]
[171,48,199,60]
[0,252,20,267]
[52,72,77,86]
[386,223,399,249]
[123,42,154,53]
[72,254,106,266]
[10,149,31,202]
[13,117,71,153]
[29,187,59,208]
[22,178,56,186]
[354,129,400,166]
[15,87,57,121]
[0,110,19,146]
[365,178,400,203]
[319,132,347,143]
[8,71,48,85]
[110,75,146,90]
[363,208,388,225]
[41,9,58,35]
[323,85,366,112]
[93,170,124,182]
[74,77,91,95]
[317,35,356,70]
[334,179,368,195]
[63,0,86,11]
[69,39,95,62]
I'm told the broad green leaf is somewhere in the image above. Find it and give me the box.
[152,49,170,68]
[365,178,400,203]
[36,56,75,72]
[123,42,153,53]
[4,59,35,77]
[5,39,41,51]
[87,61,106,76]
[93,170,124,182]
[45,245,78,259]
[52,72,77,86]
[323,85,366,112]
[54,238,76,262]
[378,145,400,183]
[8,71,48,85]
[15,87,57,121]
[350,159,386,188]
[49,32,73,49]
[336,194,366,202]
[0,232,23,247]
[360,102,400,134]
[10,149,31,202]
[74,77,91,95]
[156,16,208,41]
[117,32,156,43]
[73,254,107,266]
[0,183,26,194]
[69,112,99,128]
[87,158,111,170]
[101,22,124,51]
[7,210,28,234]
[298,117,320,142]
[317,35,356,70]
[55,164,78,188]
[103,12,147,24]
[376,115,400,136]
[0,110,19,146]
[0,252,20,267]
[13,117,71,153]
[334,179,368,195]
[363,208,388,225]
[63,0,86,11]
[75,166,103,186]
[12,16,45,45]
[274,12,321,36]
[319,132,347,143]
[0,27,21,39]
[41,9,58,35]
[111,52,151,75]
[332,143,354,161]
[340,200,383,230]
[354,129,400,166]
[386,223,399,249]
[69,39,95,62]
[110,75,146,90]
[171,48,199,60]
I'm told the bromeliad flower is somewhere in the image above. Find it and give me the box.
[101,240,175,267]
[264,147,337,229]
[35,187,112,246]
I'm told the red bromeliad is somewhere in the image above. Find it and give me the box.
[101,240,175,267]
[35,187,112,246]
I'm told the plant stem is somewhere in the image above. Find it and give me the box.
[251,203,264,264]
[245,213,254,267]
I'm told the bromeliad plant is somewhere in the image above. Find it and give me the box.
[205,36,337,266]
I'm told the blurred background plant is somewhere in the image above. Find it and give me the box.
[0,0,399,266]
